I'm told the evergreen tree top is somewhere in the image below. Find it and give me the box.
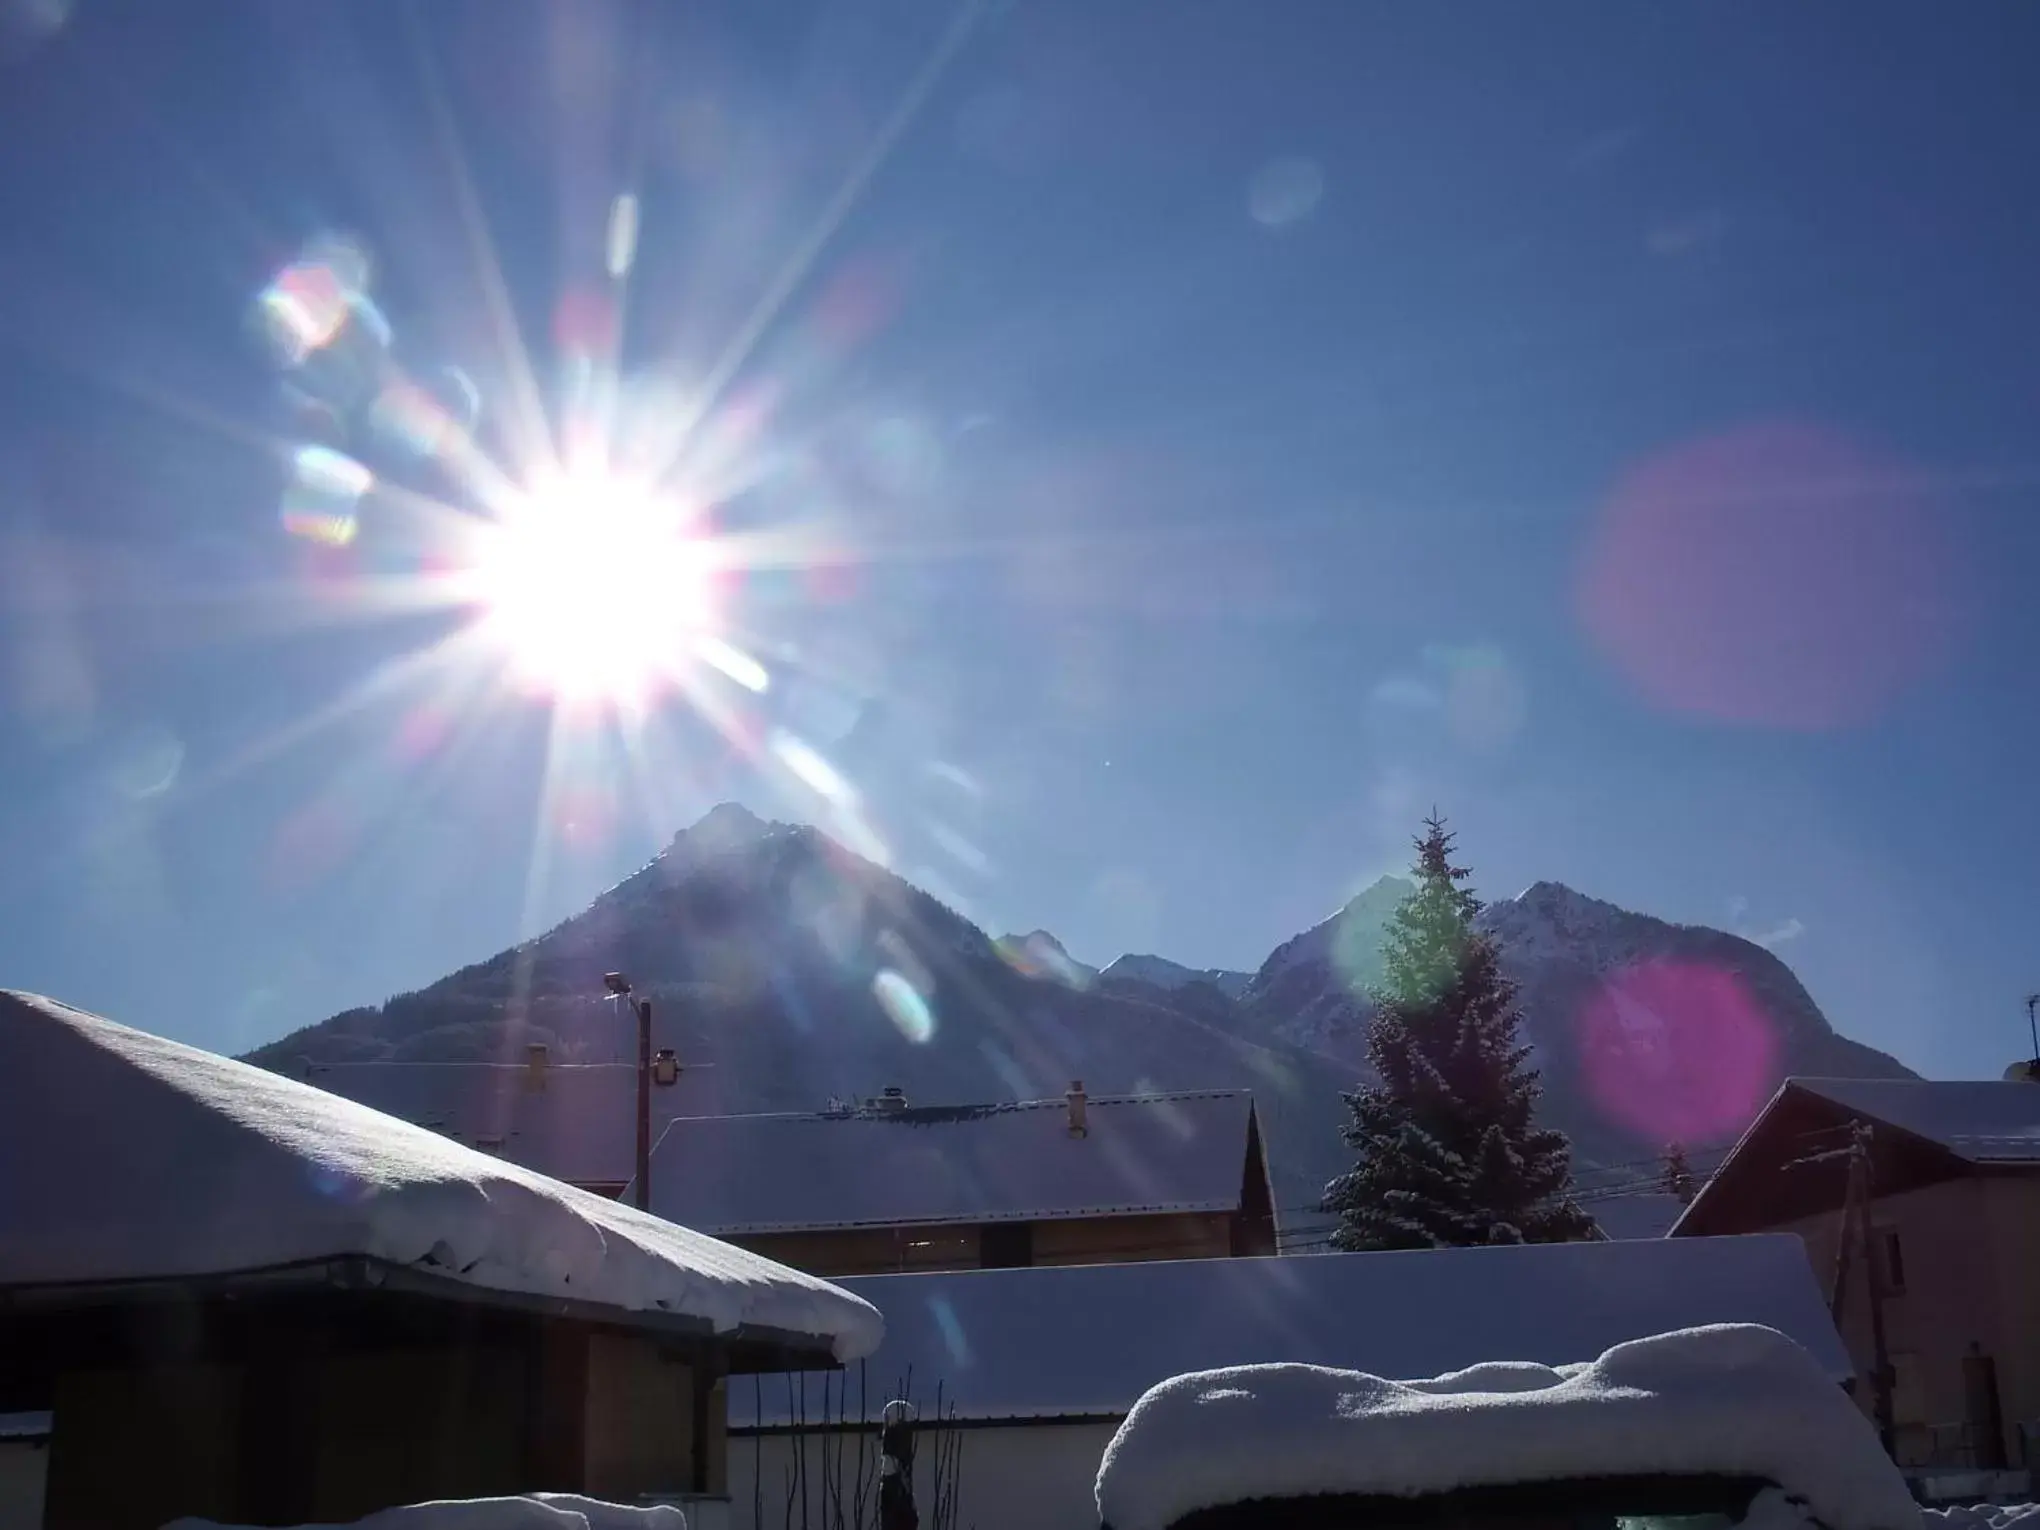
[1324,812,1597,1251]
[1414,811,1475,899]
[1379,813,1484,1008]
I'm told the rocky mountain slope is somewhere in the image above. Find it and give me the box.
[1098,954,1253,999]
[249,805,1358,1217]
[250,804,1915,1221]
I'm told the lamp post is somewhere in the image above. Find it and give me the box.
[604,972,654,1211]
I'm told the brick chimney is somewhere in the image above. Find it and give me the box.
[1066,1079,1088,1138]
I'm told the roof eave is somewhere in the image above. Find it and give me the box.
[0,1255,843,1371]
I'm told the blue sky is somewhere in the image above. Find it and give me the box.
[1,0,2037,1080]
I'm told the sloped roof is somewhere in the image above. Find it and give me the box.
[733,1235,1848,1424]
[303,1060,695,1188]
[648,1091,1259,1234]
[0,991,882,1361]
[1788,1077,2040,1163]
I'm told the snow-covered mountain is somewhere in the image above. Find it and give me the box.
[249,805,1359,1215]
[1098,953,1253,999]
[252,804,1914,1212]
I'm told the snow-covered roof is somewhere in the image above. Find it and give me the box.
[169,1501,685,1525]
[1789,1077,2040,1163]
[1094,1324,1917,1530]
[733,1235,1849,1425]
[301,1059,696,1189]
[648,1090,1259,1234]
[167,1495,686,1529]
[0,991,882,1361]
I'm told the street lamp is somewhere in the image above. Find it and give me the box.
[604,971,654,1211]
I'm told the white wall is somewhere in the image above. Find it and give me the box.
[0,1439,48,1530]
[730,1420,1119,1530]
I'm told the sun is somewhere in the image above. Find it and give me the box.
[467,468,720,707]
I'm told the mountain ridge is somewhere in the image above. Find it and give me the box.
[247,804,1917,1223]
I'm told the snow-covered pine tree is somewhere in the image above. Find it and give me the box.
[1660,1141,1697,1204]
[1321,814,1598,1250]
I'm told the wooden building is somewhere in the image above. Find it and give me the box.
[0,990,880,1530]
[1673,1075,2040,1481]
[644,1084,1279,1276]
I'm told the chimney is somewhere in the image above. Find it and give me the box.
[653,1048,680,1086]
[525,1043,548,1090]
[1066,1079,1088,1138]
[872,1086,908,1114]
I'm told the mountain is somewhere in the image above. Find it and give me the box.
[248,805,1359,1218]
[1098,954,1253,999]
[1218,874,1917,1166]
[249,804,1916,1226]
[993,930,1098,988]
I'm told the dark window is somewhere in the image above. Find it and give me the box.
[980,1221,1034,1268]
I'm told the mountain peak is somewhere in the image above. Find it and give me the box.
[678,800,769,843]
[1341,874,1414,916]
[993,930,1098,986]
[1099,953,1253,999]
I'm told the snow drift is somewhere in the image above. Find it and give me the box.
[1095,1323,1917,1530]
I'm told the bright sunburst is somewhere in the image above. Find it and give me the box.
[221,0,993,964]
[466,468,718,708]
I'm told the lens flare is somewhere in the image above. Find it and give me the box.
[873,966,935,1044]
[465,469,716,706]
[697,635,770,693]
[606,193,640,280]
[1576,959,1780,1146]
[1578,423,1962,731]
[259,263,353,365]
[281,445,373,547]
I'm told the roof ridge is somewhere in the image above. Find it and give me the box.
[660,1088,1250,1125]
[309,1060,639,1072]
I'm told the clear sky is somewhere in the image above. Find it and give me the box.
[1,0,2036,1079]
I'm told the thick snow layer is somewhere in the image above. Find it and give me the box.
[165,1495,686,1529]
[1095,1324,1916,1530]
[0,992,881,1362]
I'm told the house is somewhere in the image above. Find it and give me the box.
[727,1233,1852,1530]
[299,1047,697,1197]
[1672,1075,2040,1479]
[643,1084,1278,1276]
[0,990,880,1530]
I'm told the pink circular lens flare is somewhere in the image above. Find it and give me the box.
[1578,422,1962,730]
[1576,959,1780,1146]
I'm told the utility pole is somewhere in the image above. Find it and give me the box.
[604,972,655,1212]
[635,994,652,1212]
[1827,1122,1895,1456]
